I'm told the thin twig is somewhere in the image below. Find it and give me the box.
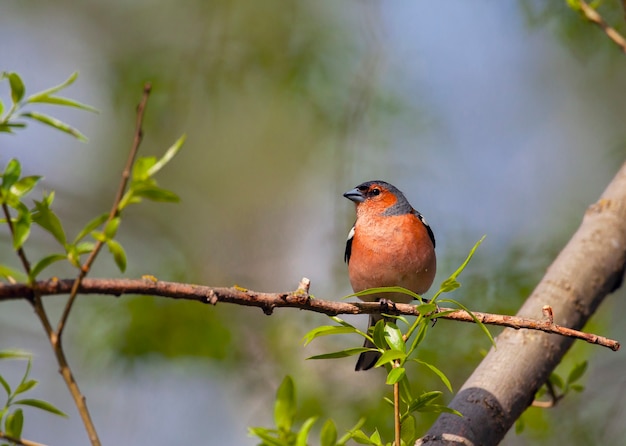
[393,370,401,446]
[531,380,561,408]
[1,203,32,276]
[56,82,151,338]
[579,1,626,53]
[1,277,620,351]
[4,205,101,446]
[0,432,48,446]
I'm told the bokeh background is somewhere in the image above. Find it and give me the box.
[2,1,626,445]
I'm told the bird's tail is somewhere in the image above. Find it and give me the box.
[355,314,383,371]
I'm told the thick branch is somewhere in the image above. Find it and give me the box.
[0,277,619,351]
[419,161,626,446]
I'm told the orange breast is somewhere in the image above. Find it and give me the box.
[348,213,436,303]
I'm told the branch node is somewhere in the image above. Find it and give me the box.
[542,305,554,324]
[296,277,311,295]
[262,304,275,316]
[206,289,218,305]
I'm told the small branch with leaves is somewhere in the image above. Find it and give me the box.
[570,0,626,53]
[0,277,620,352]
[1,72,184,445]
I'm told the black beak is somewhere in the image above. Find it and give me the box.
[343,187,365,203]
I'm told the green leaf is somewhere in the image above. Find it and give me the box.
[549,372,565,389]
[10,176,41,199]
[0,122,26,133]
[409,318,429,353]
[12,202,32,249]
[384,323,405,351]
[247,427,283,446]
[24,72,78,102]
[14,379,37,396]
[104,217,121,239]
[29,253,67,280]
[295,416,318,446]
[131,184,180,203]
[320,419,337,446]
[132,157,157,182]
[1,159,21,192]
[407,391,442,413]
[32,197,66,245]
[439,277,460,293]
[0,265,28,283]
[20,111,87,141]
[338,418,366,446]
[90,230,107,242]
[569,384,585,392]
[0,374,11,397]
[386,366,406,385]
[74,212,108,243]
[106,239,127,272]
[8,72,25,104]
[307,347,370,360]
[145,134,186,177]
[398,373,414,406]
[26,95,98,113]
[274,376,296,432]
[66,245,81,268]
[372,318,386,349]
[5,408,24,438]
[416,302,437,316]
[368,429,383,446]
[413,359,453,392]
[303,325,358,346]
[349,430,374,445]
[401,415,417,445]
[74,241,95,255]
[12,399,67,417]
[567,361,588,385]
[345,286,421,301]
[117,190,140,210]
[375,350,406,368]
[0,350,31,360]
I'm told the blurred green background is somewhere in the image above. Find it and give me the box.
[2,1,626,445]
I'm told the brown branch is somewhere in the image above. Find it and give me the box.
[579,1,626,53]
[0,277,619,351]
[56,82,152,338]
[1,203,32,277]
[0,432,48,446]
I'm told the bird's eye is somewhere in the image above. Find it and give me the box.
[370,188,381,196]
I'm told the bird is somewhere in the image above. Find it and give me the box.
[343,180,436,371]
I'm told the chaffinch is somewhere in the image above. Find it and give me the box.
[344,180,436,371]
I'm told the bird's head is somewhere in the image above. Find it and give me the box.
[343,180,412,217]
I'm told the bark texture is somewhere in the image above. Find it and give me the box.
[419,162,626,445]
